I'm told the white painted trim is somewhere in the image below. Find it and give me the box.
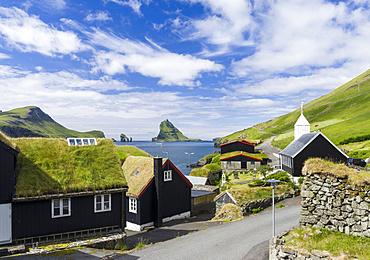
[163,211,191,223]
[225,191,238,205]
[51,198,71,218]
[0,203,12,245]
[94,194,111,213]
[291,132,348,159]
[125,221,154,231]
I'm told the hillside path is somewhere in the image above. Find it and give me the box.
[257,136,280,167]
[117,196,301,260]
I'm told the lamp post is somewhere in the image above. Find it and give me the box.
[266,179,280,237]
[185,152,194,166]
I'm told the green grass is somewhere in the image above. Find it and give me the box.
[12,138,126,197]
[215,69,370,150]
[152,119,200,142]
[284,227,370,259]
[0,106,104,138]
[220,151,268,160]
[340,139,370,159]
[115,145,152,163]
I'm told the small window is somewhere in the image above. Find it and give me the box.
[227,161,231,165]
[67,138,97,146]
[94,194,111,213]
[52,198,71,218]
[129,197,137,214]
[164,170,172,181]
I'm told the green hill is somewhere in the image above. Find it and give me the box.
[0,106,104,138]
[152,119,201,142]
[215,69,370,156]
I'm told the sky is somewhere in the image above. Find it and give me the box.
[0,0,369,140]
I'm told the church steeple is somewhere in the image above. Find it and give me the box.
[294,101,310,140]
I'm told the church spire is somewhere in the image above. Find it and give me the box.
[294,102,310,140]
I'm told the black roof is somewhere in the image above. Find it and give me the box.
[280,132,347,159]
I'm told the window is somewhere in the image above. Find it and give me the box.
[52,198,71,218]
[94,194,111,213]
[164,170,172,181]
[129,197,137,213]
[67,138,97,146]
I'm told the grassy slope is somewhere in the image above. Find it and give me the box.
[216,69,370,156]
[12,138,126,197]
[0,106,104,138]
[153,119,200,142]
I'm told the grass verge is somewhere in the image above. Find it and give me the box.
[284,227,370,260]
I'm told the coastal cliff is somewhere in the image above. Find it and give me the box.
[152,119,201,142]
[0,106,104,138]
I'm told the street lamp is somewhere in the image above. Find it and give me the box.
[185,152,194,167]
[266,179,280,237]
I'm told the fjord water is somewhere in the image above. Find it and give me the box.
[115,141,219,175]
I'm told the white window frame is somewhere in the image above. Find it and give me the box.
[129,197,137,214]
[51,198,71,218]
[67,138,97,146]
[164,170,172,181]
[94,194,111,213]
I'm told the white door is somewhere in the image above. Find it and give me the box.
[0,203,12,245]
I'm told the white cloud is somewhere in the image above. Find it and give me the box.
[0,53,11,59]
[89,30,223,86]
[85,11,112,22]
[232,0,370,77]
[0,7,88,56]
[105,0,144,15]
[177,0,254,54]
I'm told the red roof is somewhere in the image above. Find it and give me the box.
[220,140,255,147]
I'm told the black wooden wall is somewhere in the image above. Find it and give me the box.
[221,142,255,154]
[0,141,17,204]
[126,162,191,226]
[292,135,347,176]
[12,192,123,239]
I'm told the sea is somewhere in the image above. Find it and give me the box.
[115,141,219,175]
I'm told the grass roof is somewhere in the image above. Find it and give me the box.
[0,131,15,148]
[115,145,152,163]
[302,158,370,184]
[12,138,127,197]
[122,156,155,197]
[220,151,268,161]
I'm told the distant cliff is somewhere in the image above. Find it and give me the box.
[0,106,104,138]
[152,119,201,142]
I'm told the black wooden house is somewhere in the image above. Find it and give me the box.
[122,156,192,231]
[1,137,128,245]
[220,140,255,154]
[280,132,348,176]
[0,140,18,245]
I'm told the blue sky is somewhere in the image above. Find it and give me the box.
[0,0,369,140]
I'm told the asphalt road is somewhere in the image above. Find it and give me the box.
[118,196,301,260]
[257,136,280,167]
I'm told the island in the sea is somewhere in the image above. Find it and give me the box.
[152,119,201,142]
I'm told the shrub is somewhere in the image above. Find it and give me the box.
[339,134,370,145]
[248,179,266,187]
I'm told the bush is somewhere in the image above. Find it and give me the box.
[248,179,266,187]
[339,134,370,145]
[265,171,291,182]
[211,154,221,165]
[205,163,221,172]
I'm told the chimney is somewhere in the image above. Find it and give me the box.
[154,156,163,227]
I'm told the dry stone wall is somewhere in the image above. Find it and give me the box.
[300,172,370,237]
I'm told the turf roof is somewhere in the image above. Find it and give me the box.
[220,151,268,161]
[122,156,168,198]
[12,138,127,197]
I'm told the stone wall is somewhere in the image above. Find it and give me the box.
[269,230,331,260]
[300,172,370,237]
[241,189,299,215]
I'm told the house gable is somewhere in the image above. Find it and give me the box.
[0,140,18,203]
[220,140,255,154]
